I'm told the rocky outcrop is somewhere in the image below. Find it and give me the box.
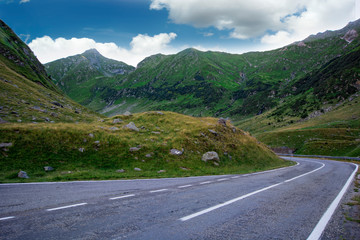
[202,151,219,162]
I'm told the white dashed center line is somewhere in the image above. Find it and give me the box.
[217,178,228,182]
[199,181,212,185]
[0,216,15,221]
[109,194,135,200]
[178,185,193,189]
[46,202,88,212]
[150,189,168,193]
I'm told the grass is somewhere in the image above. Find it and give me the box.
[236,95,360,157]
[0,111,292,183]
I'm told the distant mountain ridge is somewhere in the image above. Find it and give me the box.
[45,49,134,108]
[45,19,360,121]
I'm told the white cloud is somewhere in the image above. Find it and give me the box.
[150,0,357,48]
[19,0,30,3]
[28,33,178,67]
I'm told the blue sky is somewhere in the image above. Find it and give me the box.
[1,0,359,66]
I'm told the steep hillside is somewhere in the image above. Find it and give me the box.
[0,20,100,123]
[235,45,360,157]
[47,20,360,119]
[45,49,134,110]
[0,20,58,92]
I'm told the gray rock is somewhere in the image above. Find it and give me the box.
[218,118,227,127]
[44,166,54,172]
[130,147,141,152]
[51,101,63,108]
[88,133,94,138]
[134,167,142,171]
[112,118,123,124]
[202,151,219,162]
[208,129,218,135]
[170,149,183,155]
[18,170,29,179]
[0,143,12,148]
[116,169,125,173]
[94,141,100,144]
[123,122,139,132]
[156,111,164,115]
[78,148,85,152]
[157,170,166,173]
[123,111,132,116]
[145,153,153,158]
[180,167,190,171]
[152,131,161,134]
[109,127,119,131]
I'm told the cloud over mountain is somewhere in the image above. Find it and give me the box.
[28,32,177,66]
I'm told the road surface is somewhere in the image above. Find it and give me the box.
[0,157,357,240]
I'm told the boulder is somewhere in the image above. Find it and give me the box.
[170,149,183,155]
[109,127,119,131]
[116,169,125,173]
[130,147,141,152]
[44,166,54,172]
[88,133,94,138]
[157,170,166,173]
[0,143,12,148]
[123,122,139,132]
[208,129,218,135]
[123,111,132,116]
[134,167,142,171]
[145,153,153,158]
[218,118,227,127]
[18,170,29,179]
[78,147,85,152]
[202,151,219,162]
[112,118,123,124]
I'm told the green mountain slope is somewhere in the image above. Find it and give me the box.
[48,20,360,119]
[0,19,290,183]
[235,47,360,157]
[45,49,134,110]
[0,19,100,123]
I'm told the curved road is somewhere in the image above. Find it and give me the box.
[0,157,357,240]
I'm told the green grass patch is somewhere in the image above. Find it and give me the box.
[0,111,291,183]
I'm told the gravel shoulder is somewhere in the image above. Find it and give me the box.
[322,170,360,240]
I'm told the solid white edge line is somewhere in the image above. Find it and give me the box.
[307,163,359,240]
[178,185,192,188]
[46,202,88,212]
[180,183,283,221]
[0,216,15,221]
[109,194,135,200]
[150,189,168,193]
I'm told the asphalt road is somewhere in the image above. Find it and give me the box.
[0,157,357,240]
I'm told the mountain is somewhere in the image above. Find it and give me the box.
[47,20,360,120]
[45,49,134,110]
[0,19,99,123]
[0,19,290,183]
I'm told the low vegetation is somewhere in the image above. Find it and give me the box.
[0,111,291,183]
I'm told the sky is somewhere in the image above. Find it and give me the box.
[0,0,359,67]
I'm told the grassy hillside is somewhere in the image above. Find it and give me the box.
[45,49,134,110]
[0,112,290,183]
[0,20,100,123]
[237,94,360,157]
[45,20,360,121]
